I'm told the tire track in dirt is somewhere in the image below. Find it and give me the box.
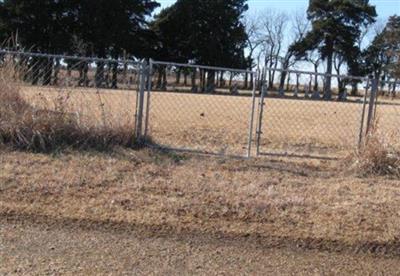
[2,210,400,258]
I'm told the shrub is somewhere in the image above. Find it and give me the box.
[348,119,400,177]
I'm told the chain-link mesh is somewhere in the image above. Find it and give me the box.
[374,80,400,149]
[0,50,141,141]
[256,69,369,158]
[3,50,397,158]
[144,61,256,157]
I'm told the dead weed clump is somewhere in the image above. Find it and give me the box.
[347,120,400,177]
[0,61,136,152]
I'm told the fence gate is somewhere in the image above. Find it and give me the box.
[370,78,400,151]
[142,60,257,157]
[255,70,371,159]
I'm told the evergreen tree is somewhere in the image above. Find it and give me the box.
[364,16,400,80]
[290,0,376,99]
[151,0,248,92]
[152,0,248,67]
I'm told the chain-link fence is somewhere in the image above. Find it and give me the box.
[143,60,257,157]
[136,59,396,159]
[373,79,400,150]
[2,50,397,158]
[255,68,372,158]
[0,50,143,144]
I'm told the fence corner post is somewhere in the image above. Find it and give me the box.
[135,60,148,143]
[365,78,378,136]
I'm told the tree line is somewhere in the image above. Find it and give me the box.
[0,0,399,94]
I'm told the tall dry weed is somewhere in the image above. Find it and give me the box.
[348,119,400,177]
[0,58,136,151]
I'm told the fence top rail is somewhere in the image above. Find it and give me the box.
[152,59,369,82]
[0,49,142,65]
[265,67,369,82]
[380,79,400,85]
[0,50,378,82]
[151,60,255,74]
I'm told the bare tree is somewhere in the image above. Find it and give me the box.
[333,52,346,97]
[306,49,323,98]
[278,10,310,95]
[243,14,263,89]
[259,10,288,90]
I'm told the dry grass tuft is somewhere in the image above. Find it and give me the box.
[0,60,136,152]
[347,119,400,177]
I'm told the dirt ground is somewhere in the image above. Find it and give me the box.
[2,217,400,275]
[1,147,400,274]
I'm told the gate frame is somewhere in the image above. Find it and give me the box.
[141,59,258,158]
[254,68,378,158]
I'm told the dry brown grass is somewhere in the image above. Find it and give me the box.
[1,148,400,256]
[0,62,136,151]
[347,119,400,177]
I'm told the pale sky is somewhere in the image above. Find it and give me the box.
[155,0,399,20]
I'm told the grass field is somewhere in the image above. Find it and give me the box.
[1,148,400,274]
[1,82,400,274]
[20,85,400,157]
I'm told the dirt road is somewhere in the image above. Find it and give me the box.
[2,217,400,275]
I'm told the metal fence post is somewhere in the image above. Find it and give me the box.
[247,71,258,158]
[143,59,153,141]
[135,60,147,142]
[358,78,370,148]
[255,81,266,156]
[365,78,378,136]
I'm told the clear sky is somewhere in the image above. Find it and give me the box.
[155,0,399,20]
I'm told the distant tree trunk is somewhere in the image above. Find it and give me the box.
[30,57,40,85]
[43,57,53,86]
[201,70,206,92]
[305,74,312,98]
[337,76,344,94]
[162,66,167,90]
[286,73,291,92]
[175,69,181,84]
[95,61,105,88]
[279,70,287,96]
[111,61,118,89]
[338,80,346,100]
[219,71,224,87]
[79,62,89,87]
[206,70,215,93]
[53,58,60,85]
[183,71,188,86]
[271,65,278,90]
[351,81,358,96]
[311,66,321,99]
[268,68,273,90]
[191,68,198,92]
[392,79,398,98]
[324,46,333,100]
[199,69,204,92]
[105,63,112,88]
[294,74,300,97]
[122,62,128,87]
[66,62,72,86]
[156,67,162,89]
